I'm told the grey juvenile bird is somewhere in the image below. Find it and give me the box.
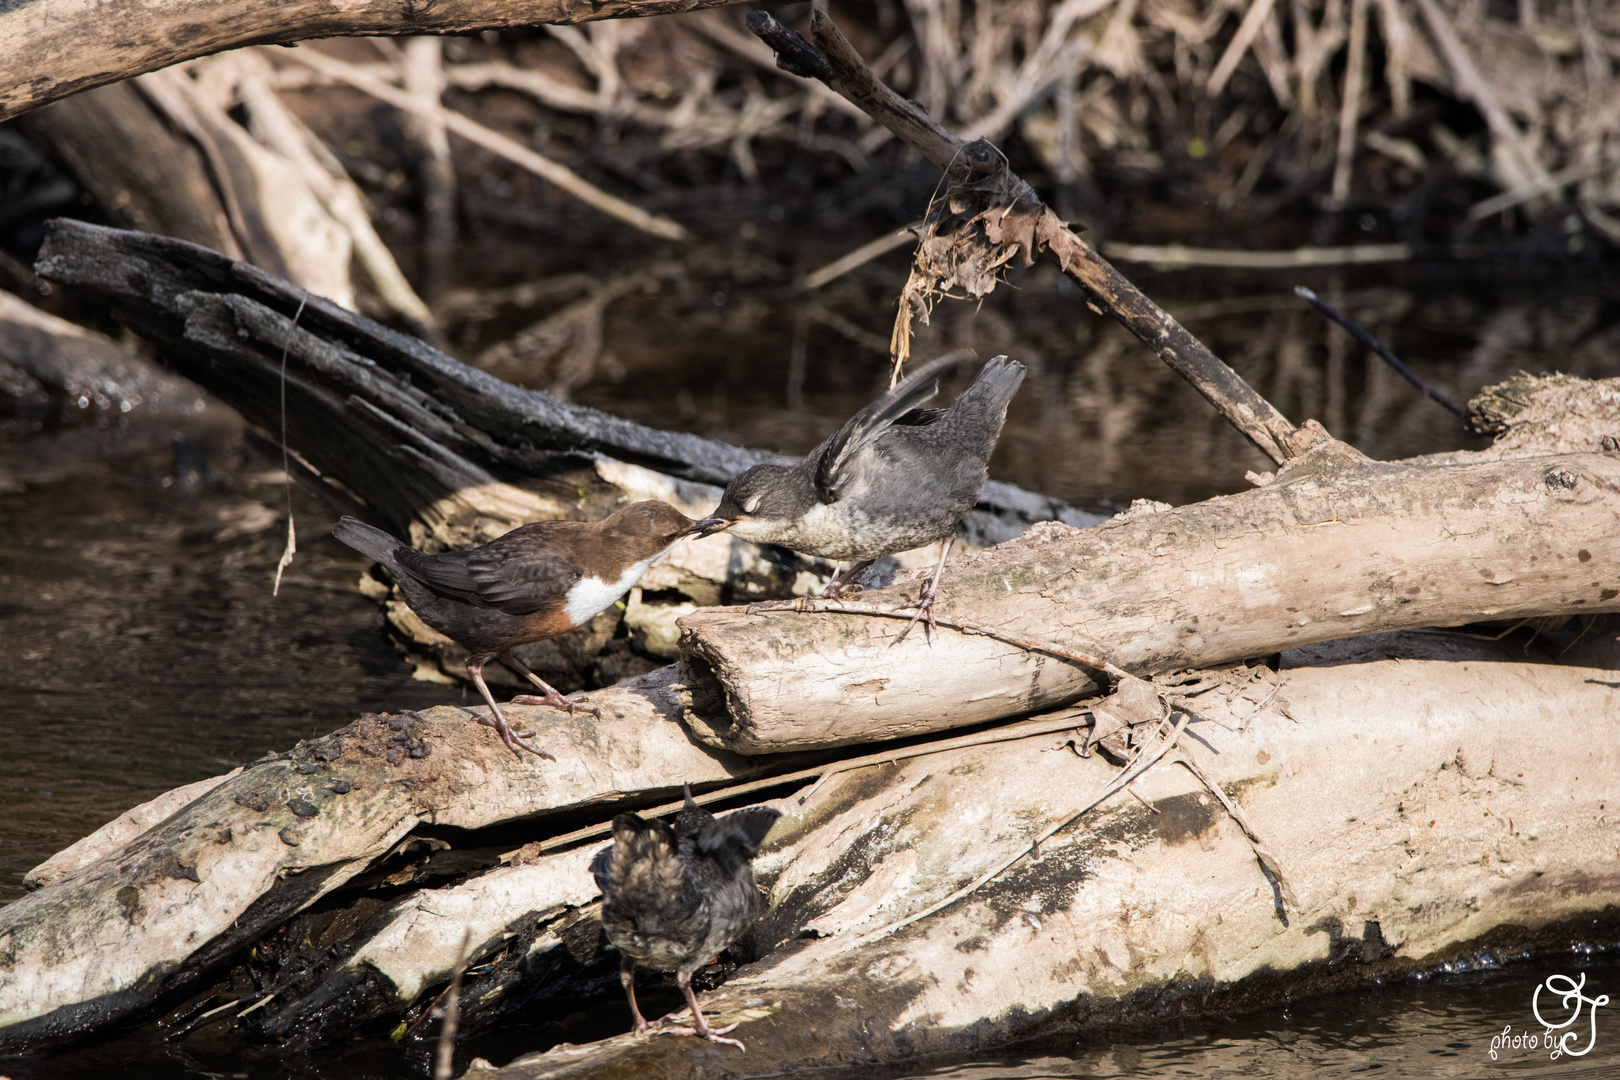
[332,501,696,759]
[696,351,1025,639]
[591,787,781,1050]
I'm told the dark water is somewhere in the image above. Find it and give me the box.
[0,427,463,903]
[2,261,1618,1077]
[879,954,1620,1080]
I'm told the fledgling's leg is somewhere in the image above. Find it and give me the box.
[893,537,953,646]
[466,655,556,761]
[502,651,602,719]
[621,958,650,1035]
[655,973,744,1050]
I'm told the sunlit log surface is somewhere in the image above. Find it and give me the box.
[679,437,1620,753]
[468,632,1620,1076]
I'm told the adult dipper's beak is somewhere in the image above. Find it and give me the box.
[691,516,733,538]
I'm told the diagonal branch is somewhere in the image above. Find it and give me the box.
[748,9,1320,465]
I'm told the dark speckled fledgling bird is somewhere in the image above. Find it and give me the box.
[591,786,781,1050]
[696,350,1025,640]
[332,501,697,760]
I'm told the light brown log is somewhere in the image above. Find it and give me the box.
[677,437,1620,753]
[477,630,1620,1077]
[0,0,752,125]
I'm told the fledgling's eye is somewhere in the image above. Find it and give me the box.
[743,495,761,514]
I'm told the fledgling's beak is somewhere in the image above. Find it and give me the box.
[692,516,734,538]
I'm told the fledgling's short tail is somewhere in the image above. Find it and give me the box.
[332,516,407,573]
[591,812,685,904]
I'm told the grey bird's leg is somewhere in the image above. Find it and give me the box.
[892,536,954,646]
[502,650,603,719]
[820,559,875,599]
[465,654,556,761]
[656,970,745,1050]
[620,957,651,1035]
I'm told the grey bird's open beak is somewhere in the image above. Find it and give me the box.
[692,516,733,538]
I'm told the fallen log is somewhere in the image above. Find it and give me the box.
[677,434,1620,753]
[472,627,1620,1078]
[0,0,755,125]
[0,670,811,1049]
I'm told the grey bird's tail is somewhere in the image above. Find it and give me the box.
[332,516,406,575]
[953,354,1025,423]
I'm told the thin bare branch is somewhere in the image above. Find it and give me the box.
[277,47,689,242]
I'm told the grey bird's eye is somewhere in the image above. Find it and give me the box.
[743,495,761,514]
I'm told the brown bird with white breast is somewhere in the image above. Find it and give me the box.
[333,501,698,760]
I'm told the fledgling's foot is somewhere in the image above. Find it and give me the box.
[513,689,603,719]
[656,1019,745,1051]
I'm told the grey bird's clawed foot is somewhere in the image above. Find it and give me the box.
[890,596,936,646]
[820,558,875,601]
[473,710,556,761]
[512,691,602,719]
[891,537,952,647]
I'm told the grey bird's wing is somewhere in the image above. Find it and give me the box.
[814,349,977,503]
[392,530,583,616]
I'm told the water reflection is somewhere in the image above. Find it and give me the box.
[0,435,460,903]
